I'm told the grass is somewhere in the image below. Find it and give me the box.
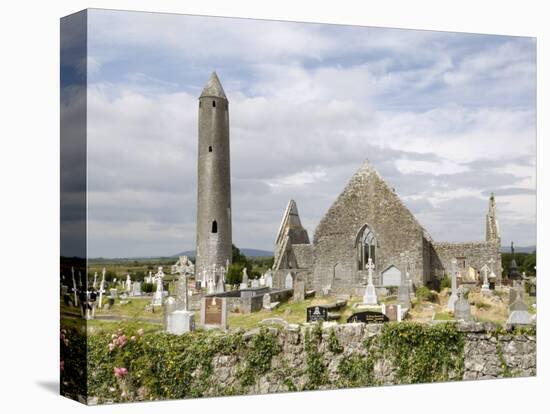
[94,297,161,319]
[228,296,363,329]
[61,285,536,333]
[433,312,454,321]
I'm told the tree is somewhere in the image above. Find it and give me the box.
[226,263,244,285]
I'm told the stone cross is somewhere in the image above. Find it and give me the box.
[366,258,375,286]
[363,258,378,305]
[98,268,106,308]
[126,274,132,292]
[447,258,459,311]
[152,266,165,307]
[265,271,273,288]
[93,272,98,289]
[172,258,190,311]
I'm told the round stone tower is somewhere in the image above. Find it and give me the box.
[195,72,232,278]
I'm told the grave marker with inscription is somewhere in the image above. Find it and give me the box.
[347,311,389,324]
[306,306,329,322]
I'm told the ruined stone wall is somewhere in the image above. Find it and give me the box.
[206,322,535,395]
[431,240,502,283]
[85,321,536,404]
[312,163,427,293]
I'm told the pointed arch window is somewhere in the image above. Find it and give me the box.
[356,225,377,270]
[211,220,218,233]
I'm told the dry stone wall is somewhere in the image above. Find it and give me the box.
[207,322,535,396]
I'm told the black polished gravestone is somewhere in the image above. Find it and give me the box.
[307,306,329,322]
[347,310,389,324]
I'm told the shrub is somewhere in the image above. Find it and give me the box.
[439,276,451,290]
[141,283,154,293]
[415,286,438,302]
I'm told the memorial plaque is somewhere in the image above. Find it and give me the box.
[204,297,222,325]
[385,304,398,321]
[306,306,328,322]
[347,311,389,324]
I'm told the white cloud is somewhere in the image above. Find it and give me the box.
[82,11,536,257]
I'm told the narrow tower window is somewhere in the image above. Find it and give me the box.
[208,146,212,152]
[199,101,202,108]
[212,100,216,107]
[211,220,218,233]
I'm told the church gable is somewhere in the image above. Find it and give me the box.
[312,160,428,288]
[313,160,426,247]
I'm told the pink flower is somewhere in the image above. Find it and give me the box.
[137,328,144,336]
[108,343,115,352]
[60,361,64,372]
[113,367,128,378]
[117,335,127,347]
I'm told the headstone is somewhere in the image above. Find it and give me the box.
[109,288,118,298]
[363,258,378,305]
[321,284,331,296]
[92,272,98,289]
[126,274,132,293]
[263,293,271,309]
[454,286,472,321]
[259,274,266,286]
[307,306,329,322]
[285,272,294,289]
[251,279,260,288]
[381,265,401,287]
[131,281,141,297]
[293,280,305,302]
[200,297,228,329]
[265,271,273,288]
[347,310,389,324]
[385,304,400,322]
[447,258,459,311]
[242,267,249,285]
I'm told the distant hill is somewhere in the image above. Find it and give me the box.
[173,248,273,258]
[500,245,536,254]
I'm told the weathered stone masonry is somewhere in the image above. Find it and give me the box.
[207,322,536,395]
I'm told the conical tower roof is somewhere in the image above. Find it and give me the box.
[200,71,227,99]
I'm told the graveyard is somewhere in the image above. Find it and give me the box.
[60,254,537,331]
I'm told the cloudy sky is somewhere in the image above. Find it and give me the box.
[85,9,536,258]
